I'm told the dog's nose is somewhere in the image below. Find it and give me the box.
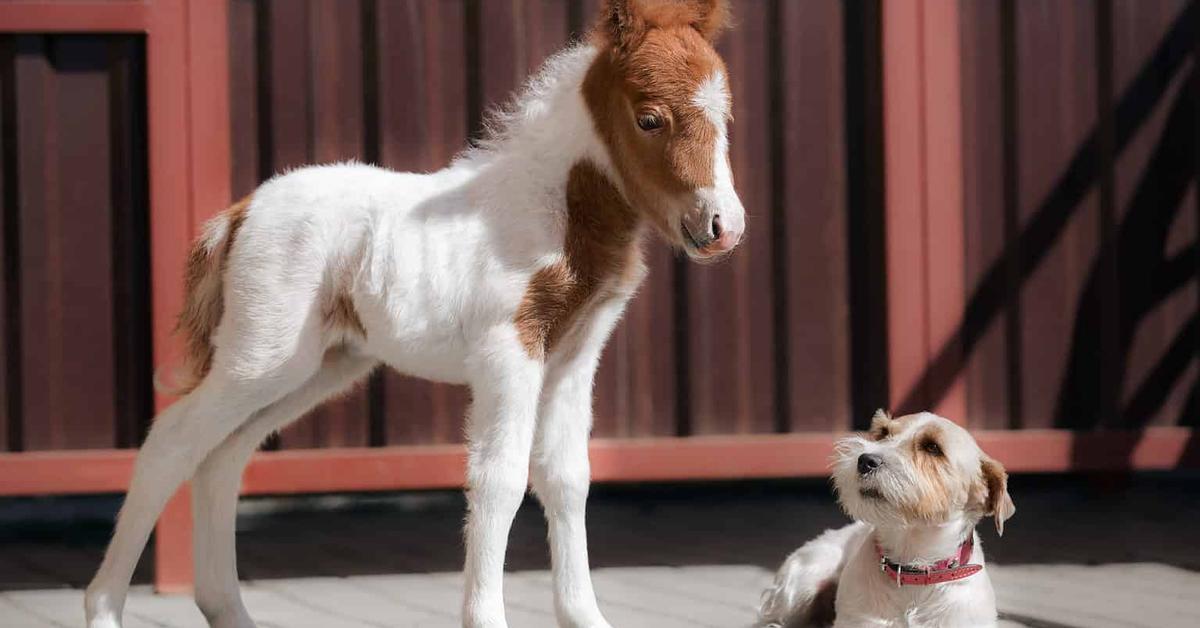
[857,453,883,475]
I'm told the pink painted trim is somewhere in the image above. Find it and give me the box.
[0,2,149,33]
[145,0,196,593]
[185,0,232,230]
[2,429,1195,497]
[141,0,233,593]
[146,0,191,413]
[156,486,193,594]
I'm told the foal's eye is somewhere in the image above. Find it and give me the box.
[921,440,943,457]
[637,113,664,132]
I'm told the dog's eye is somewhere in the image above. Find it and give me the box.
[874,427,889,441]
[637,113,664,132]
[921,440,943,457]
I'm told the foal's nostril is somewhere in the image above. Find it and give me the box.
[711,214,724,239]
[857,453,883,475]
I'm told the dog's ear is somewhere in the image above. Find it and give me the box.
[981,456,1015,536]
[869,409,891,433]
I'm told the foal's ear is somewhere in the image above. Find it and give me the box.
[686,0,732,41]
[980,456,1016,536]
[602,0,648,52]
[602,0,731,50]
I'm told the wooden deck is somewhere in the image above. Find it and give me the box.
[2,474,1199,627]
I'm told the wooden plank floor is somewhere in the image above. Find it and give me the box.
[2,474,1199,627]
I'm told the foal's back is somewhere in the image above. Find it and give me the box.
[220,159,563,384]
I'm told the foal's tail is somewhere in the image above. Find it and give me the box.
[755,522,866,628]
[156,195,253,396]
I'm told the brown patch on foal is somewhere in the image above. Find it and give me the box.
[176,194,252,392]
[515,161,643,359]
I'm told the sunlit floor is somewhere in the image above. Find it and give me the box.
[2,474,1198,627]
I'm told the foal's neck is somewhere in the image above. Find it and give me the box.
[458,45,618,201]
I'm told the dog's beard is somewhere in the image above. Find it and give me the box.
[832,436,920,528]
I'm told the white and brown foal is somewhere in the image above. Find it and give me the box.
[86,1,743,627]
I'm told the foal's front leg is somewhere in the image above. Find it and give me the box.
[530,355,612,628]
[462,330,544,628]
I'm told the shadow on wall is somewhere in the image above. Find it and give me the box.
[896,1,1200,469]
[1,474,1199,591]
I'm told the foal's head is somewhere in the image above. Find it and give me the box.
[584,0,745,261]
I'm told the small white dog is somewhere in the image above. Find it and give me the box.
[756,411,1015,628]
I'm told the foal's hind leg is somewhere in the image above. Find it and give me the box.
[83,375,277,628]
[192,352,376,628]
[85,343,325,628]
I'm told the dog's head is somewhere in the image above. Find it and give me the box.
[833,411,1016,534]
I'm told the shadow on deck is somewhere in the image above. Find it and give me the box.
[1,471,1198,591]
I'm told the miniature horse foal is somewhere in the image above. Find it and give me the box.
[86,1,744,626]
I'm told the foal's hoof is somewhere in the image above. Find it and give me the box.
[84,588,123,628]
[211,616,258,628]
[462,615,508,628]
[200,603,258,628]
[85,611,122,628]
[558,614,614,628]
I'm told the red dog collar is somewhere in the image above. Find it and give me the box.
[875,535,982,586]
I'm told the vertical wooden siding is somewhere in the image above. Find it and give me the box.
[4,1,1191,456]
[0,34,151,452]
[956,0,1200,430]
[1109,0,1198,429]
[369,1,473,446]
[226,0,862,446]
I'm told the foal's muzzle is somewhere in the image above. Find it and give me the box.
[682,192,744,258]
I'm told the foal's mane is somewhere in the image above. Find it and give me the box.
[460,43,599,162]
[459,0,731,165]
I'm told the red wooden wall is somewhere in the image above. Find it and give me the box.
[948,0,1200,431]
[0,0,1194,453]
